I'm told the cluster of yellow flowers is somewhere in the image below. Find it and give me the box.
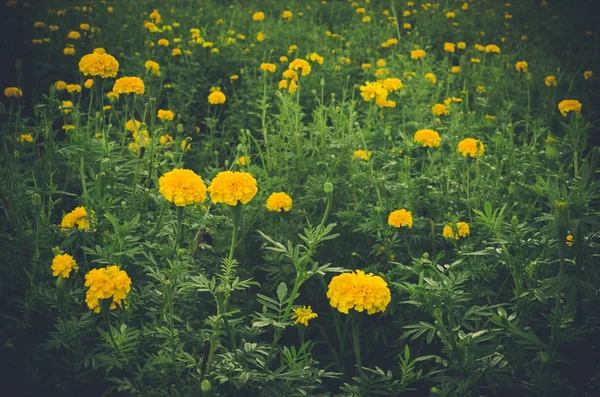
[359,80,396,108]
[159,169,207,207]
[61,206,94,230]
[84,266,132,313]
[266,192,293,212]
[443,222,470,239]
[327,270,391,314]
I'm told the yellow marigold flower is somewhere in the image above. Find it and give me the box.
[377,58,387,68]
[471,57,481,63]
[327,270,391,314]
[356,7,366,14]
[49,25,59,31]
[253,11,265,21]
[425,73,437,84]
[485,115,495,120]
[32,39,43,45]
[266,192,293,212]
[52,253,79,278]
[309,52,324,64]
[363,16,371,23]
[230,74,239,81]
[282,10,292,19]
[379,78,403,92]
[208,87,226,104]
[158,38,169,47]
[444,42,456,53]
[292,306,318,326]
[414,129,441,148]
[145,60,160,76]
[62,124,75,131]
[457,138,485,157]
[558,99,582,116]
[353,150,371,161]
[443,222,470,239]
[462,3,469,10]
[34,21,46,29]
[457,41,466,49]
[17,133,33,143]
[66,84,81,93]
[159,169,207,207]
[432,103,449,116]
[125,119,145,132]
[544,76,557,87]
[93,47,106,55]
[172,48,182,56]
[403,10,411,17]
[288,80,298,94]
[236,156,248,166]
[566,234,574,247]
[388,209,412,228]
[84,79,93,89]
[80,23,90,31]
[446,11,455,18]
[362,63,372,70]
[4,87,23,98]
[257,32,266,41]
[181,138,191,152]
[451,66,460,74]
[404,23,412,29]
[107,7,114,13]
[260,63,276,73]
[485,44,500,53]
[113,77,145,95]
[278,79,288,89]
[474,44,485,52]
[360,81,387,102]
[61,206,93,230]
[149,9,161,24]
[129,129,151,153]
[279,56,288,62]
[157,109,175,120]
[78,53,119,78]
[515,61,528,73]
[84,266,131,313]
[411,49,426,60]
[103,105,111,112]
[67,31,81,40]
[159,134,173,146]
[584,70,593,80]
[207,171,258,206]
[60,100,73,114]
[289,59,311,76]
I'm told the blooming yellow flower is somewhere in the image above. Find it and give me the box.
[17,133,33,143]
[451,66,460,74]
[356,7,366,14]
[432,103,449,116]
[159,134,173,146]
[443,222,470,239]
[558,100,582,116]
[80,23,90,31]
[49,25,59,31]
[360,81,387,103]
[207,171,258,206]
[279,56,289,62]
[424,73,437,84]
[83,79,93,89]
[566,234,574,247]
[282,10,292,19]
[84,266,132,313]
[128,129,151,154]
[446,11,455,18]
[181,138,191,152]
[309,52,324,64]
[236,156,248,166]
[584,70,593,80]
[67,31,81,40]
[363,16,371,23]
[157,109,175,120]
[172,48,182,56]
[113,77,145,95]
[4,87,23,98]
[266,192,293,212]
[544,76,557,87]
[145,60,160,76]
[289,59,311,76]
[457,138,485,157]
[414,129,441,148]
[474,44,485,52]
[515,61,528,73]
[485,44,500,53]
[208,87,226,104]
[457,42,466,49]
[327,270,391,314]
[60,100,73,114]
[362,63,372,70]
[278,80,288,89]
[444,42,456,53]
[379,78,403,92]
[471,58,481,63]
[61,206,94,230]
[149,9,162,24]
[253,11,265,21]
[62,124,75,131]
[404,23,411,29]
[52,253,79,278]
[388,209,412,228]
[257,32,266,41]
[260,63,276,73]
[411,49,426,60]
[353,150,371,161]
[34,21,46,29]
[292,306,318,326]
[66,84,81,93]
[159,169,207,207]
[158,38,169,47]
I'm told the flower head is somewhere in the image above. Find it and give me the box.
[78,53,119,78]
[515,61,528,73]
[327,270,391,314]
[266,192,293,212]
[584,70,593,80]
[159,169,207,207]
[558,99,582,116]
[208,87,226,104]
[545,76,557,87]
[425,73,437,84]
[485,44,500,53]
[61,206,94,230]
[282,10,293,19]
[353,150,371,161]
[444,42,456,53]
[289,59,311,76]
[208,171,258,206]
[253,11,265,21]
[260,63,276,73]
[51,253,79,278]
[113,77,145,95]
[84,266,132,313]
[432,103,450,116]
[414,129,441,148]
[292,306,318,326]
[4,87,23,98]
[388,209,413,228]
[157,109,175,120]
[458,138,485,157]
[443,222,470,239]
[411,49,426,60]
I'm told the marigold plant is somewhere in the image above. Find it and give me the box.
[207,171,258,206]
[327,270,391,314]
[159,169,207,207]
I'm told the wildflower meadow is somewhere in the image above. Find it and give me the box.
[1,0,600,396]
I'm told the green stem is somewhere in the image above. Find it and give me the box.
[351,311,364,377]
[175,206,184,253]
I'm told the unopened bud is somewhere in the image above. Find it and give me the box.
[511,215,519,227]
[201,380,212,396]
[324,182,333,193]
[32,193,42,207]
[177,124,184,133]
